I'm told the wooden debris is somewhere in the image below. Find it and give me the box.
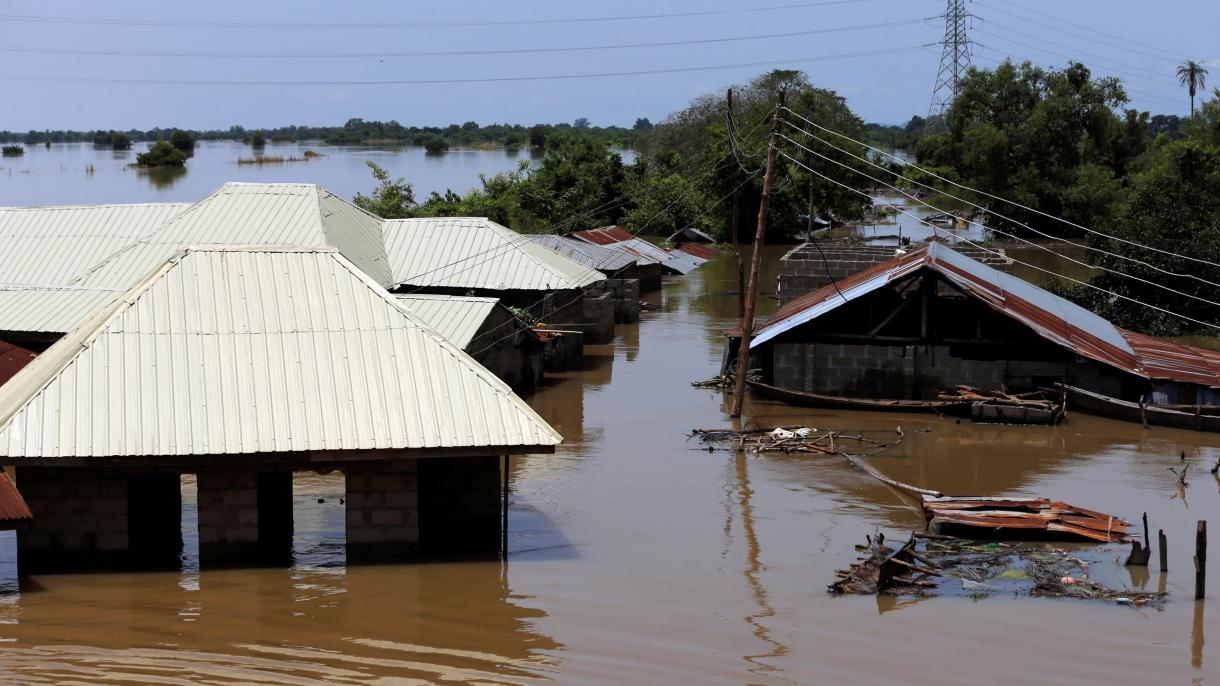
[1125,512,1152,566]
[922,497,1131,543]
[937,386,1065,425]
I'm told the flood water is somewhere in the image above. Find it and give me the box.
[0,141,572,206]
[0,246,1217,683]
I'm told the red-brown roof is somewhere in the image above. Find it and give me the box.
[674,243,720,259]
[571,226,635,246]
[0,472,31,530]
[0,341,37,387]
[753,243,1220,388]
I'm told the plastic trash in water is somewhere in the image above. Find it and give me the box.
[770,428,795,439]
[1060,576,1076,585]
[1115,597,1133,605]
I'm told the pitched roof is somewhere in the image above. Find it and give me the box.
[0,246,561,460]
[570,226,636,245]
[382,217,604,291]
[76,183,394,291]
[666,227,716,244]
[394,293,502,349]
[752,242,1220,387]
[0,202,188,286]
[673,242,720,260]
[524,234,644,271]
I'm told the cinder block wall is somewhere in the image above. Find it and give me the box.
[345,459,420,563]
[16,467,130,572]
[197,470,260,564]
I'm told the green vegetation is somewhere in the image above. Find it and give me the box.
[249,130,267,147]
[862,116,927,149]
[1,145,23,157]
[134,140,187,168]
[356,70,875,242]
[170,129,195,153]
[96,131,132,150]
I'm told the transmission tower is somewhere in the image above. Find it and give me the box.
[927,0,972,126]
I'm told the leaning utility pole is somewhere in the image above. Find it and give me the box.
[927,0,972,126]
[731,90,784,419]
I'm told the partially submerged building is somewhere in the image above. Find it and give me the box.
[666,227,720,260]
[524,234,654,318]
[747,242,1220,404]
[571,226,707,275]
[395,293,543,391]
[383,217,615,343]
[0,246,562,572]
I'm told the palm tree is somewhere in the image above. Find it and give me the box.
[1177,60,1209,115]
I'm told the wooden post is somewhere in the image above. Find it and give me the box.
[728,89,745,320]
[1159,529,1168,571]
[730,90,785,419]
[1196,520,1207,600]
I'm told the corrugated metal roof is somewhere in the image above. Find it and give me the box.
[673,242,720,260]
[571,226,635,245]
[76,183,394,291]
[394,293,500,349]
[661,250,705,275]
[383,217,605,291]
[524,234,644,270]
[0,287,120,334]
[0,202,188,286]
[0,246,561,460]
[0,472,31,529]
[667,227,716,244]
[751,242,1220,387]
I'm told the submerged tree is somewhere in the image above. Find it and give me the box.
[353,161,416,219]
[135,140,187,168]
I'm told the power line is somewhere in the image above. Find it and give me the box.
[971,51,1183,109]
[777,125,1220,310]
[0,45,936,87]
[779,116,1220,291]
[776,149,1220,332]
[0,19,936,59]
[974,21,1174,83]
[928,0,973,122]
[996,0,1185,62]
[972,0,1183,65]
[0,1,878,30]
[780,106,1220,270]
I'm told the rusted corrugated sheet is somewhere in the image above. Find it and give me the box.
[0,342,37,387]
[923,497,1128,542]
[571,226,635,245]
[0,472,31,529]
[674,243,720,260]
[752,242,1220,388]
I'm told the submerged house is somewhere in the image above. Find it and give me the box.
[382,217,615,343]
[395,293,543,391]
[0,246,561,572]
[666,227,720,260]
[571,226,706,275]
[524,234,657,315]
[746,242,1220,405]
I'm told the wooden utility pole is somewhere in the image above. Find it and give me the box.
[731,90,785,418]
[1196,520,1207,600]
[727,89,745,319]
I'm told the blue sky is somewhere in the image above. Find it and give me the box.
[3,0,1216,130]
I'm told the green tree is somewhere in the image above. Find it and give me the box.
[353,161,417,219]
[633,117,653,130]
[170,129,196,152]
[250,130,267,147]
[1178,60,1209,116]
[109,131,132,150]
[135,140,188,167]
[916,60,1130,237]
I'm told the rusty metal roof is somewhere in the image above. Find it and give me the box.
[0,341,37,387]
[752,242,1220,388]
[0,472,31,528]
[570,226,635,245]
[673,243,720,260]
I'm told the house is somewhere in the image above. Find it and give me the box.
[525,233,658,313]
[571,226,706,275]
[666,227,720,260]
[395,293,543,391]
[0,246,562,572]
[382,217,615,343]
[746,242,1220,404]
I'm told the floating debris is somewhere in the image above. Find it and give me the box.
[923,497,1130,543]
[937,385,1065,425]
[831,533,1167,604]
[690,426,893,456]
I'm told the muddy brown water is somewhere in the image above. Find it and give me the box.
[0,245,1217,684]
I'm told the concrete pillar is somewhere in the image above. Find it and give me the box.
[127,474,183,569]
[345,460,420,563]
[197,471,259,567]
[197,469,295,567]
[419,456,502,559]
[16,467,129,573]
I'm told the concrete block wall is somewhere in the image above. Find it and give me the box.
[197,470,260,565]
[345,459,420,562]
[16,467,130,572]
[419,455,502,558]
[606,278,641,324]
[773,343,1070,399]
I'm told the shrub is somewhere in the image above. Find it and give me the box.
[1,145,23,157]
[135,140,188,168]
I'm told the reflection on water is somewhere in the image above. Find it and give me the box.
[0,246,1218,683]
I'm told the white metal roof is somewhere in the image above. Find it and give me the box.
[383,217,605,291]
[394,293,501,349]
[660,250,705,275]
[524,234,644,271]
[76,183,394,292]
[0,246,561,460]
